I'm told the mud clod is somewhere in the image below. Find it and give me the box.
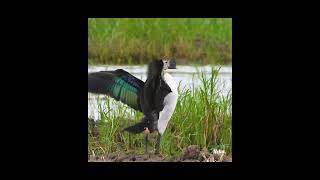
[183,145,200,160]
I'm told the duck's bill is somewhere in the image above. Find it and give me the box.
[168,58,177,69]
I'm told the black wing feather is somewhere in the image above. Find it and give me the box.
[88,69,144,112]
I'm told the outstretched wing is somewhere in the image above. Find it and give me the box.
[88,69,144,112]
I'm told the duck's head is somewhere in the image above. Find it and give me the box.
[148,58,177,77]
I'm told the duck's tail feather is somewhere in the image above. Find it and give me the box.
[123,122,147,134]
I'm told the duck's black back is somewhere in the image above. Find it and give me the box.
[140,76,172,115]
[124,59,172,134]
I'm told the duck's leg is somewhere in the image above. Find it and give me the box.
[143,127,150,154]
[144,133,148,154]
[155,133,161,154]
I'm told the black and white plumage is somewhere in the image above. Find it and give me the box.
[88,58,178,154]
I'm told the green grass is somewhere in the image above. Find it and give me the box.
[88,67,232,158]
[88,18,232,65]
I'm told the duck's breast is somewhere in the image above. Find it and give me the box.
[157,73,178,135]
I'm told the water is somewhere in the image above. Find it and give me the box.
[88,65,232,120]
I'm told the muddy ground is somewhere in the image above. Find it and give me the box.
[88,118,232,162]
[88,145,232,162]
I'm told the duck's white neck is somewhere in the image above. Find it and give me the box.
[163,72,178,93]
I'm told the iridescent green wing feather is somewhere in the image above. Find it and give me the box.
[88,69,144,112]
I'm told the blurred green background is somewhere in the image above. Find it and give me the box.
[88,18,232,65]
